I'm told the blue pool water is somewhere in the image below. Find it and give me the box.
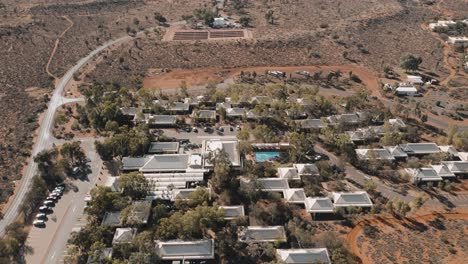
[255,151,280,162]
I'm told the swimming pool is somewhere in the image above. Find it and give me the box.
[255,151,280,162]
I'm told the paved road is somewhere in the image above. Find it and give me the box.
[25,139,103,264]
[0,31,142,235]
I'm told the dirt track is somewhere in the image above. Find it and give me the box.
[144,65,381,95]
[46,16,74,79]
[346,211,468,263]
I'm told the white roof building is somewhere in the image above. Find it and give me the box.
[331,192,373,208]
[283,189,306,204]
[442,161,468,174]
[406,75,424,85]
[278,167,300,180]
[202,139,241,167]
[155,239,215,260]
[384,146,408,159]
[276,248,331,264]
[399,143,441,155]
[458,152,468,161]
[305,197,334,213]
[388,118,406,128]
[431,164,456,178]
[355,149,395,160]
[405,168,443,182]
[428,20,456,31]
[448,36,468,44]
[395,86,418,96]
[112,228,137,244]
[438,145,459,156]
[294,164,319,176]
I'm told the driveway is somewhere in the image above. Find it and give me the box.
[25,139,102,264]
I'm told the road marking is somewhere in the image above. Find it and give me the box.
[72,205,77,212]
[51,252,56,260]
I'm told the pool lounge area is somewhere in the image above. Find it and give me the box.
[255,151,281,162]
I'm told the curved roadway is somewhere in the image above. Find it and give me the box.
[0,33,136,235]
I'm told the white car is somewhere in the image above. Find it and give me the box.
[33,220,45,227]
[39,205,52,212]
[44,200,55,206]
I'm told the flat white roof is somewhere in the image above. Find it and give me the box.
[155,239,215,260]
[277,248,331,264]
[332,192,373,207]
[283,189,306,204]
[278,167,300,179]
[405,168,443,182]
[305,197,334,213]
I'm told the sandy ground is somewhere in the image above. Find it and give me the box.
[346,209,468,264]
[143,65,381,93]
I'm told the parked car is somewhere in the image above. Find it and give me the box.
[33,220,46,227]
[36,213,47,220]
[192,127,198,133]
[44,200,55,206]
[39,205,52,212]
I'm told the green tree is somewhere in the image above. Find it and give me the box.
[118,172,150,200]
[363,180,377,193]
[60,141,85,165]
[265,10,274,24]
[289,132,316,162]
[209,150,233,192]
[154,12,167,24]
[400,54,422,72]
[239,16,252,27]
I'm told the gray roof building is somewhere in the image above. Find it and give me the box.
[120,107,138,117]
[431,164,456,178]
[101,211,122,226]
[238,226,287,243]
[219,206,245,220]
[296,119,328,130]
[384,146,408,159]
[122,157,150,171]
[193,110,216,120]
[355,149,395,160]
[442,161,468,174]
[155,239,215,260]
[127,200,152,225]
[276,248,331,264]
[167,102,190,112]
[240,177,289,192]
[226,107,246,117]
[148,142,180,153]
[331,192,373,208]
[405,168,443,182]
[140,154,189,173]
[399,143,441,155]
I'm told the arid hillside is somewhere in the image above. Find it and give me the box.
[0,0,208,205]
[87,1,443,87]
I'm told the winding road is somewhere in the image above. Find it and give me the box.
[0,32,140,235]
